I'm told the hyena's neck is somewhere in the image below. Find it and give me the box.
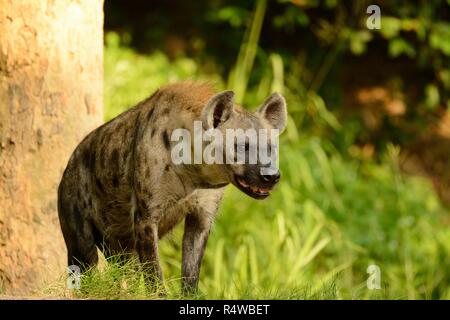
[172,163,229,191]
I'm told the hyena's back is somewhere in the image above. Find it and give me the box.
[58,82,216,266]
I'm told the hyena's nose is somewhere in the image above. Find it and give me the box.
[261,171,280,184]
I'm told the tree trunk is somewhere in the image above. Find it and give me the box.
[0,0,104,294]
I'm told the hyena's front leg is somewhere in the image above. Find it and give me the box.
[134,216,163,287]
[181,213,212,294]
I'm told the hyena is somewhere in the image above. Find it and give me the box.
[58,82,287,293]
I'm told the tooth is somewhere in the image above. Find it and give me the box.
[239,179,248,187]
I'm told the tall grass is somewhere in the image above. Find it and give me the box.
[228,0,267,104]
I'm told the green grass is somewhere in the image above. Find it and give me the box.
[104,32,222,120]
[45,31,450,300]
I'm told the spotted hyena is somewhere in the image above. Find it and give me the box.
[57,82,287,293]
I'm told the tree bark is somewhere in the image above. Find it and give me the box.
[0,0,104,294]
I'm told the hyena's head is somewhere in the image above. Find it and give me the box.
[201,90,287,199]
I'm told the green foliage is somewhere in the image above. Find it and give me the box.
[104,32,221,120]
[228,0,267,104]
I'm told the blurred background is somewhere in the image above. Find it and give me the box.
[94,0,450,299]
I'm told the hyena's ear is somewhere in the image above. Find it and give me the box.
[258,93,287,132]
[202,90,235,130]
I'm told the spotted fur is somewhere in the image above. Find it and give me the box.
[57,81,287,293]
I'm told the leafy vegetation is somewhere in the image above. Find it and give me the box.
[47,0,450,299]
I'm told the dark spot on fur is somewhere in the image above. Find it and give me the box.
[135,241,142,254]
[98,132,106,146]
[162,130,170,149]
[123,127,130,138]
[151,128,156,138]
[95,177,105,194]
[82,149,90,169]
[112,175,119,188]
[91,224,103,247]
[145,167,151,179]
[131,114,142,143]
[136,181,142,192]
[100,146,106,168]
[147,108,155,122]
[72,205,83,232]
[137,229,145,240]
[100,131,110,149]
[111,149,119,164]
[144,226,152,235]
[143,241,152,254]
[164,164,170,171]
[134,209,141,224]
[82,147,96,174]
[140,199,148,210]
[160,108,169,116]
[168,92,176,102]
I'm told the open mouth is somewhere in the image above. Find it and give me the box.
[234,175,271,199]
